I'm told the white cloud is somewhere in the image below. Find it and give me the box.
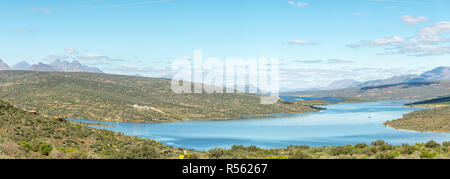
[401,15,429,25]
[78,53,107,60]
[288,0,309,7]
[293,59,323,63]
[66,48,79,55]
[15,28,24,33]
[383,45,450,57]
[348,21,450,56]
[292,59,354,64]
[41,8,52,14]
[277,66,417,90]
[370,0,450,7]
[369,36,405,46]
[327,59,354,64]
[348,36,404,48]
[288,40,315,45]
[416,21,450,43]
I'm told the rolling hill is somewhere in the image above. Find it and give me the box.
[284,81,450,101]
[0,100,186,159]
[407,96,450,106]
[0,71,319,123]
[385,96,450,133]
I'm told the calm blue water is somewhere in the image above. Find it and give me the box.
[280,96,345,102]
[70,101,450,151]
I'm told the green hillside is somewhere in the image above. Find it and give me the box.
[1,99,448,159]
[0,71,319,123]
[406,96,450,107]
[0,100,188,159]
[203,140,450,159]
[284,81,450,101]
[385,96,450,132]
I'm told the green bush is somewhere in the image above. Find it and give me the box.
[425,140,440,148]
[208,148,226,159]
[371,140,387,146]
[330,146,352,156]
[287,145,310,150]
[18,141,32,152]
[39,144,53,156]
[355,143,368,149]
[420,150,438,159]
[246,145,260,152]
[400,144,416,155]
[289,151,312,159]
[375,152,398,159]
[231,145,245,151]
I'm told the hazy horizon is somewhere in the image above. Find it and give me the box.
[1,0,450,90]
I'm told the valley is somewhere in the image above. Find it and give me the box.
[1,98,449,159]
[0,71,319,123]
[0,70,449,159]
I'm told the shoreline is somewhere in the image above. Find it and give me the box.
[383,122,450,133]
[385,103,450,133]
[69,96,361,124]
[74,100,450,151]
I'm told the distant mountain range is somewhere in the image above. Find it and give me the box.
[283,66,450,101]
[0,59,103,73]
[325,66,450,90]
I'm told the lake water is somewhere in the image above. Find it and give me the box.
[70,101,450,151]
[280,96,345,102]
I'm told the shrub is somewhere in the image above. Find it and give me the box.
[420,150,438,159]
[208,148,226,159]
[355,143,368,149]
[425,140,440,148]
[246,145,260,152]
[17,141,32,152]
[330,146,352,156]
[400,144,416,155]
[375,152,398,159]
[184,153,200,159]
[231,145,245,151]
[264,155,289,159]
[39,144,53,156]
[287,145,310,150]
[371,140,386,146]
[442,141,450,147]
[66,148,78,153]
[289,151,312,159]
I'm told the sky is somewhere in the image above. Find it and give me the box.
[1,0,450,90]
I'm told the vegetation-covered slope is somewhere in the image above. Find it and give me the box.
[0,100,187,159]
[202,140,450,159]
[1,99,448,159]
[406,97,450,107]
[284,81,450,101]
[385,96,450,132]
[0,71,319,123]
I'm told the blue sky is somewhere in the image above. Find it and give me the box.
[1,0,450,90]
